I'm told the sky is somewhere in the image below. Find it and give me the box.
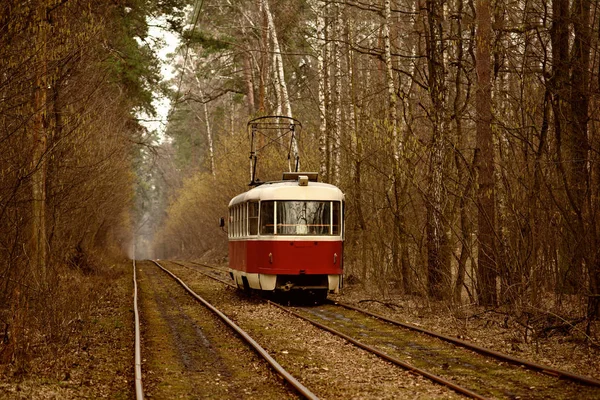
[138,15,181,138]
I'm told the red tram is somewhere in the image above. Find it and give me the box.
[227,172,345,299]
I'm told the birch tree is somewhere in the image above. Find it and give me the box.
[314,0,329,180]
[262,0,300,170]
[424,0,451,300]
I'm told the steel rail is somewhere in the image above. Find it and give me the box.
[155,260,600,392]
[150,260,319,400]
[269,301,488,400]
[185,260,228,272]
[133,259,144,400]
[333,300,600,387]
[169,261,236,288]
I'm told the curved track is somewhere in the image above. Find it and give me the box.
[149,260,318,400]
[269,301,486,399]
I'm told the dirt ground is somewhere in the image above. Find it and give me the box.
[0,260,599,399]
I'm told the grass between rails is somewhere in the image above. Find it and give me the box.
[298,305,598,399]
[136,260,298,399]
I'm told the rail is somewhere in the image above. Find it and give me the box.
[269,301,488,400]
[133,259,144,400]
[170,260,236,288]
[163,259,600,396]
[333,300,600,387]
[150,260,319,400]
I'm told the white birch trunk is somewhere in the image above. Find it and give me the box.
[188,68,217,178]
[262,0,299,171]
[384,0,400,166]
[332,4,342,185]
[315,0,328,180]
[203,100,216,178]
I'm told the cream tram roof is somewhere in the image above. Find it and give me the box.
[229,181,344,207]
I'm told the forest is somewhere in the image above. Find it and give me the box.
[1,0,600,367]
[150,0,600,322]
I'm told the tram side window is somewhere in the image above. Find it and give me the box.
[332,201,341,235]
[227,208,233,237]
[248,202,259,235]
[233,206,237,237]
[260,201,275,235]
[235,205,240,237]
[241,204,246,236]
[238,205,242,237]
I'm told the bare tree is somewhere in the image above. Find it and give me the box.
[473,0,497,306]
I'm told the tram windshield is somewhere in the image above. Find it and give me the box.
[260,200,341,236]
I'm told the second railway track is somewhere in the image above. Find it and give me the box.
[279,302,600,399]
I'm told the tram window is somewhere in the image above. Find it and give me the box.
[248,202,259,235]
[241,205,245,236]
[277,201,331,235]
[260,201,275,235]
[237,204,242,237]
[244,204,248,236]
[342,200,345,238]
[238,204,243,236]
[237,204,240,236]
[233,206,237,237]
[332,201,341,235]
[231,206,236,237]
[229,208,233,238]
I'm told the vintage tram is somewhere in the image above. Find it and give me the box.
[227,172,344,299]
[226,117,345,299]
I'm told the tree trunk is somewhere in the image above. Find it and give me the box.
[262,0,298,171]
[315,0,328,180]
[203,100,216,178]
[425,0,451,300]
[243,54,256,115]
[451,0,474,304]
[550,0,576,295]
[331,3,342,186]
[32,1,49,287]
[258,0,268,114]
[569,0,595,318]
[475,0,497,306]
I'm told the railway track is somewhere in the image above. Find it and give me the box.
[134,260,313,399]
[132,259,144,400]
[178,260,600,399]
[333,300,600,387]
[172,260,235,287]
[159,260,463,398]
[279,303,600,399]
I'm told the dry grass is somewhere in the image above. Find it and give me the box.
[0,258,134,399]
[1,254,128,374]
